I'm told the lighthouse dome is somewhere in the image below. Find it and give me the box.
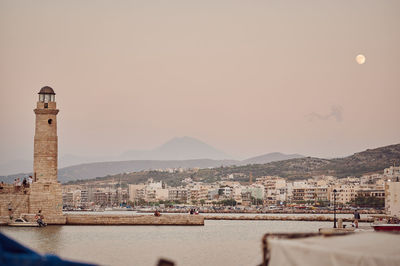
[38,86,56,102]
[38,86,55,95]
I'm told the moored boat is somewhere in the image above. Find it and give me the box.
[372,224,400,232]
[8,217,39,227]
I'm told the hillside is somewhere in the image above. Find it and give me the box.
[68,143,400,186]
[3,144,399,185]
[219,144,400,179]
[241,152,304,165]
[0,152,307,184]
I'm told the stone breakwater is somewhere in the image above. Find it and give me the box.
[137,209,383,215]
[203,215,373,223]
[65,214,204,226]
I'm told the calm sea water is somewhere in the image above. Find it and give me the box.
[0,213,348,266]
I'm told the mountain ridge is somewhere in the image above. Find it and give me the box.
[0,151,306,184]
[62,143,400,187]
[241,152,304,165]
[2,142,399,184]
[121,136,231,161]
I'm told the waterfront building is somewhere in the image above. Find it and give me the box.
[188,185,209,203]
[218,186,232,199]
[80,189,90,208]
[168,188,189,202]
[241,191,252,206]
[385,180,400,216]
[256,176,287,205]
[285,182,294,202]
[63,192,74,208]
[297,187,330,203]
[357,189,385,199]
[384,166,400,179]
[360,174,384,186]
[292,187,306,202]
[330,185,358,205]
[128,182,167,203]
[231,184,243,204]
[315,187,330,202]
[93,191,110,206]
[129,184,146,202]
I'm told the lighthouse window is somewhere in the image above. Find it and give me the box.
[48,119,52,124]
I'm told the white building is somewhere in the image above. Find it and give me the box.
[385,181,400,217]
[384,166,400,179]
[330,185,358,205]
[128,184,146,202]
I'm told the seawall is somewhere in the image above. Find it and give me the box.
[65,214,204,225]
[203,215,373,223]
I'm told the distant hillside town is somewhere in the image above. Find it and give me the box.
[62,165,400,216]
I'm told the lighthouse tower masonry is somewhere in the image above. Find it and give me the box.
[33,86,58,182]
[29,86,65,223]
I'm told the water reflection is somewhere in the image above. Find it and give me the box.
[0,226,64,254]
[1,220,332,266]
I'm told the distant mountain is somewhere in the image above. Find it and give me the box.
[0,150,306,183]
[58,159,237,183]
[0,154,113,176]
[3,142,399,185]
[218,143,400,179]
[241,152,304,165]
[0,159,32,176]
[121,136,231,161]
[65,144,400,186]
[0,159,237,184]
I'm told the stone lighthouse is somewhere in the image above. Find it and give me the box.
[29,86,65,223]
[33,86,58,183]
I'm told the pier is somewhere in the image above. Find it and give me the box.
[65,214,204,225]
[203,215,373,223]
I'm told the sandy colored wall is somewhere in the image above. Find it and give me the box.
[66,214,204,225]
[0,185,29,222]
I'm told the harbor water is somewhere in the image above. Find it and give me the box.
[0,214,343,266]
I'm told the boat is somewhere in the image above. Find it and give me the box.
[370,215,400,231]
[372,224,400,231]
[8,217,39,227]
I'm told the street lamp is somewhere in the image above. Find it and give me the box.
[333,189,337,228]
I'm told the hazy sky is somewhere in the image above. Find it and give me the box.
[0,0,399,163]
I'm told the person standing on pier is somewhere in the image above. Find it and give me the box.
[353,209,361,228]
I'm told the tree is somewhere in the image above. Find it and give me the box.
[251,197,263,206]
[353,196,384,208]
[220,199,237,206]
[200,199,206,206]
[137,199,146,206]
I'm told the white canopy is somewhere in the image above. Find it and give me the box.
[268,232,400,266]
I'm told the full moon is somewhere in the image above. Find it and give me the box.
[356,54,366,64]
